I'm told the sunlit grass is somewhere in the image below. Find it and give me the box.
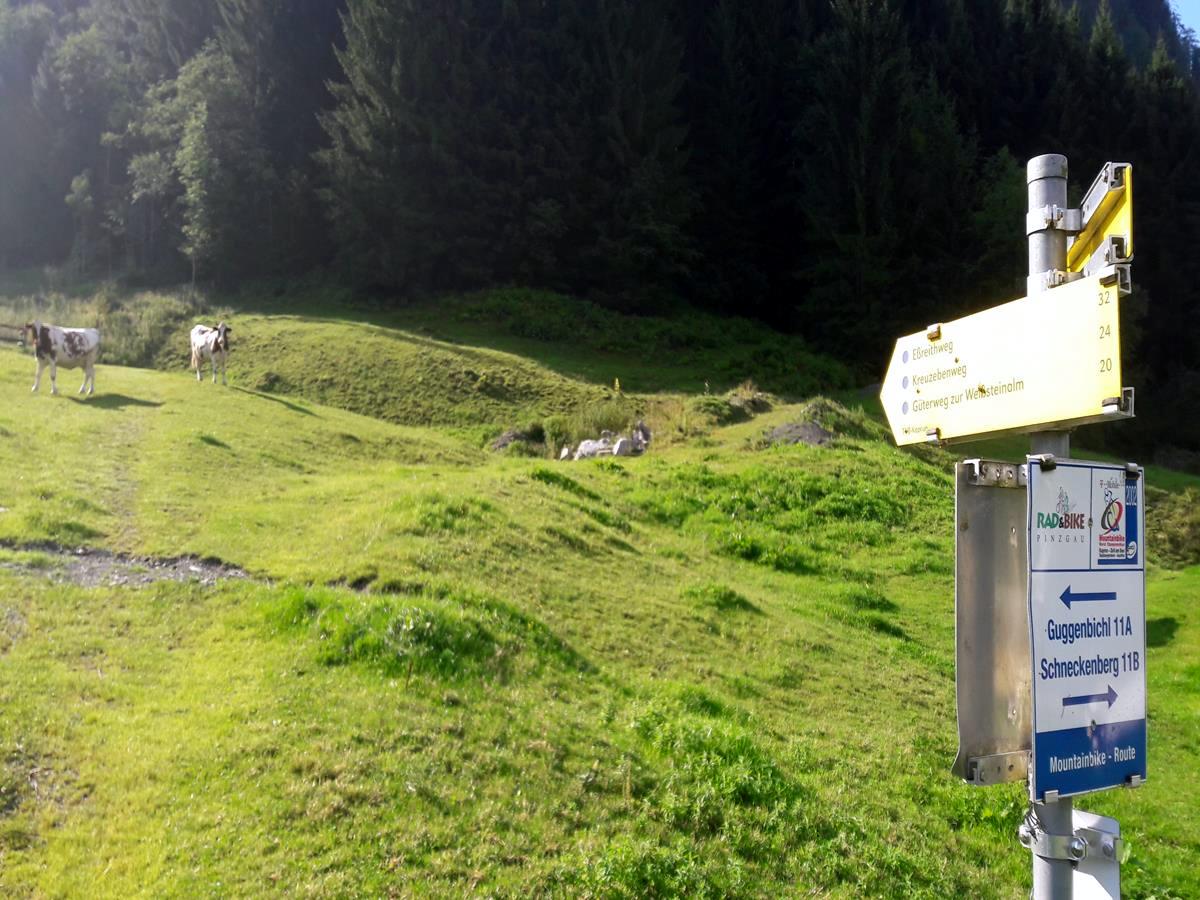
[0,319,1196,898]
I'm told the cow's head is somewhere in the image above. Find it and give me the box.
[215,321,231,353]
[22,322,51,358]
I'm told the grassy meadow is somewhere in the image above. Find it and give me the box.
[0,282,1196,898]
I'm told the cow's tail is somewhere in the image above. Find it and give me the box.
[190,346,200,371]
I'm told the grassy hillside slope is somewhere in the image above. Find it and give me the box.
[0,312,1196,897]
[3,282,852,441]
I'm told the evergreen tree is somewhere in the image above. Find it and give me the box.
[31,12,136,273]
[215,0,343,268]
[793,0,975,352]
[679,0,800,320]
[794,0,912,350]
[0,2,61,266]
[320,0,691,299]
[1126,38,1200,450]
[170,42,271,283]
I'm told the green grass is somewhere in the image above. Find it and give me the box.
[0,285,1197,898]
[0,277,852,442]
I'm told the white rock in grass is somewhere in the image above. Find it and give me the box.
[573,438,612,460]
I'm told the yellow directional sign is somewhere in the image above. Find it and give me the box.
[1068,163,1132,274]
[880,274,1126,445]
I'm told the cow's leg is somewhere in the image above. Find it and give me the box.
[49,359,58,395]
[85,361,95,396]
[220,352,227,386]
[31,359,44,392]
[211,354,218,384]
[192,349,202,382]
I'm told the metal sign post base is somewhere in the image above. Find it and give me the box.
[1026,795,1075,899]
[1019,807,1123,900]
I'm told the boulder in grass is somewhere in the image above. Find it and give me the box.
[765,421,834,447]
[491,429,526,451]
[573,438,613,460]
[491,423,547,452]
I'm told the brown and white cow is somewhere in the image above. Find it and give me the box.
[190,322,231,385]
[22,322,100,396]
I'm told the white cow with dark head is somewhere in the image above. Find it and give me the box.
[22,321,100,396]
[190,322,232,385]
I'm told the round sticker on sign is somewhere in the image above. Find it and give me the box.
[1127,541,1138,559]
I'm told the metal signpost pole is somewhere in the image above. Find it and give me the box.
[886,152,1138,899]
[1026,153,1073,899]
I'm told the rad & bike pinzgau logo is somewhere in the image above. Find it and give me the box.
[1035,487,1087,546]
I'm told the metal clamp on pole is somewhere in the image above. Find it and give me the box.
[963,459,1026,488]
[1037,269,1083,290]
[1028,453,1057,471]
[1018,820,1127,865]
[1026,204,1083,236]
[1018,822,1088,862]
[1076,825,1125,862]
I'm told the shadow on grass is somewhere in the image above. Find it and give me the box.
[1147,617,1179,648]
[199,434,231,450]
[71,394,162,409]
[231,386,317,417]
[684,583,762,615]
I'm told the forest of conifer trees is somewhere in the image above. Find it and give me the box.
[1,0,1199,456]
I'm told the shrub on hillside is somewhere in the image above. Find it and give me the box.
[631,694,799,838]
[562,836,719,898]
[535,397,640,454]
[0,286,203,368]
[572,396,637,439]
[384,605,498,677]
[1148,486,1200,569]
[267,587,501,678]
[751,397,885,451]
[266,585,591,679]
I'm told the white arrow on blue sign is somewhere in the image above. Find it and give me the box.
[1027,459,1147,801]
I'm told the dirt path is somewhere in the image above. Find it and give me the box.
[0,541,248,589]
